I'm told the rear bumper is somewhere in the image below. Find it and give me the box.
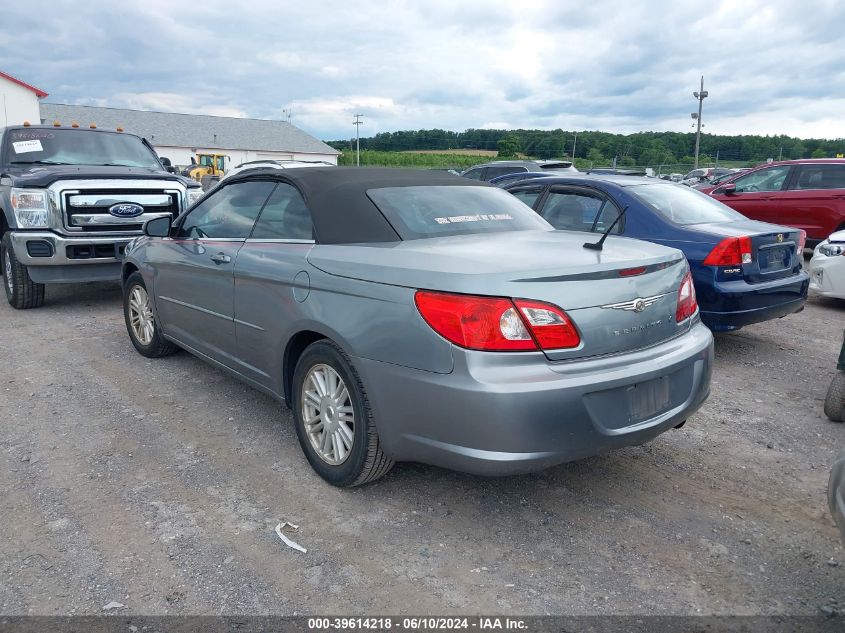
[354,321,713,476]
[8,231,128,283]
[698,270,809,331]
[809,252,845,299]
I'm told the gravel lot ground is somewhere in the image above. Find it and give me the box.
[0,282,843,616]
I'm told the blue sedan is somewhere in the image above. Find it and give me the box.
[503,175,809,332]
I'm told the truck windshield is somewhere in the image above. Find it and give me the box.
[4,128,161,168]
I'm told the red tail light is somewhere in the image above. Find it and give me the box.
[797,230,807,254]
[702,236,752,266]
[676,271,698,322]
[513,299,581,349]
[414,291,580,351]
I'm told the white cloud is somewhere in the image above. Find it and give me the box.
[1,0,844,140]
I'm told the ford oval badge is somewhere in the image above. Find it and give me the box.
[109,202,144,218]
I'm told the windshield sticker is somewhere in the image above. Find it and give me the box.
[434,213,513,224]
[12,140,43,154]
[10,130,54,141]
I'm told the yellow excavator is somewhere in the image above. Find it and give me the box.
[182,153,229,190]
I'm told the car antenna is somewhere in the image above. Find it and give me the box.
[583,205,630,251]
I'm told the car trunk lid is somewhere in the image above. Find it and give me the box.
[693,219,803,283]
[308,230,692,360]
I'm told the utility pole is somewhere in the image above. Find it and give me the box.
[353,114,363,166]
[691,76,708,169]
[571,132,577,161]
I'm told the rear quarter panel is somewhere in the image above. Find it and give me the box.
[233,242,456,398]
[280,264,455,374]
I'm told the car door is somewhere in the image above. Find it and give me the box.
[772,163,845,239]
[710,164,793,224]
[233,181,316,390]
[150,179,275,364]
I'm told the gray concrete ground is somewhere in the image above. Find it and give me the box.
[0,283,842,615]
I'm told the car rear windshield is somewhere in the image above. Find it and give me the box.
[629,183,746,225]
[4,128,161,168]
[366,185,550,239]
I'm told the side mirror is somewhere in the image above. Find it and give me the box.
[144,216,172,238]
[159,156,172,167]
[716,183,737,195]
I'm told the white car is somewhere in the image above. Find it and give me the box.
[219,159,333,183]
[809,229,845,299]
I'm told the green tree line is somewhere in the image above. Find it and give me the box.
[336,150,481,168]
[328,128,845,166]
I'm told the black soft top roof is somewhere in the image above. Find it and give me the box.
[230,166,490,244]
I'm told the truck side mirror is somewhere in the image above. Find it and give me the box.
[144,216,172,238]
[158,156,177,173]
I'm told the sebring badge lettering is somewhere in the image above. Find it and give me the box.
[613,320,663,336]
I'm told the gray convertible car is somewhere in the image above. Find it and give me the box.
[122,167,713,487]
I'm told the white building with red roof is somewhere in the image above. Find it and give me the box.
[0,70,48,127]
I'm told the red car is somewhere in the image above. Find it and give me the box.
[701,159,845,245]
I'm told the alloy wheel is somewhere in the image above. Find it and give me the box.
[127,285,155,346]
[301,363,355,465]
[4,248,12,294]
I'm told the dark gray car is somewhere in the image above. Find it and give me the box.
[461,160,578,181]
[122,167,713,487]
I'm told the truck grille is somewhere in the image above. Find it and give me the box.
[63,188,181,232]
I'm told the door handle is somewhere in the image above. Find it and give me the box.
[210,252,231,265]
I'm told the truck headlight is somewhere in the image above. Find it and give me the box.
[11,188,50,228]
[819,242,845,257]
[187,188,204,208]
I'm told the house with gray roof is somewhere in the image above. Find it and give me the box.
[40,103,340,168]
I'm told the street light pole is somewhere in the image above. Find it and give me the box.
[353,114,363,166]
[691,76,708,170]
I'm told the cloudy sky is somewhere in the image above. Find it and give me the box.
[2,0,844,140]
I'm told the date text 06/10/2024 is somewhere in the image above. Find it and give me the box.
[307,618,527,630]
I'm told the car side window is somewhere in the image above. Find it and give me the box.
[176,180,275,239]
[462,168,484,180]
[791,164,845,190]
[731,165,791,193]
[250,183,314,240]
[510,187,543,208]
[539,190,620,234]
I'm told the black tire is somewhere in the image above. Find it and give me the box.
[122,271,178,358]
[824,372,845,423]
[292,340,394,487]
[1,232,45,309]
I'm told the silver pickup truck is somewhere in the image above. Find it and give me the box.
[0,124,202,308]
